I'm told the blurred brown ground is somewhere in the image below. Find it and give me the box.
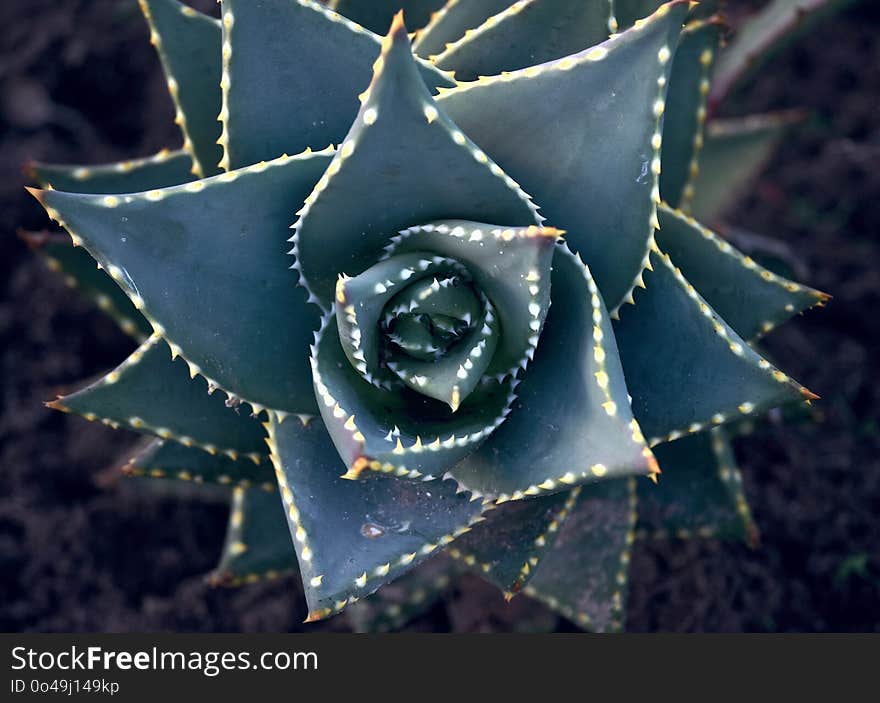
[0,0,878,632]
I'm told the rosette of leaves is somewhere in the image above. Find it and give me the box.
[25,0,831,632]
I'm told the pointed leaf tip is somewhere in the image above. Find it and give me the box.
[267,414,483,618]
[220,0,451,169]
[614,246,812,444]
[293,15,538,305]
[439,1,690,310]
[38,153,331,414]
[655,204,829,340]
[448,245,653,500]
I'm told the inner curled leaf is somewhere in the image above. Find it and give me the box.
[335,250,499,411]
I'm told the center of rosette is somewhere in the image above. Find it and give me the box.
[335,251,499,411]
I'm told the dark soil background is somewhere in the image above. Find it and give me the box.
[1,0,878,632]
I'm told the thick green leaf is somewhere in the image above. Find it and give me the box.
[655,204,828,340]
[212,486,299,585]
[450,488,578,596]
[330,0,447,33]
[266,414,487,620]
[709,0,856,107]
[637,429,758,545]
[32,150,332,415]
[49,335,267,461]
[124,438,275,489]
[660,18,723,209]
[688,112,804,222]
[29,149,194,194]
[388,221,558,380]
[312,311,517,481]
[448,245,657,501]
[438,2,688,310]
[612,247,814,446]
[413,0,515,58]
[347,556,459,632]
[219,0,453,170]
[524,478,637,632]
[432,0,614,82]
[292,15,539,307]
[140,0,223,176]
[21,231,150,340]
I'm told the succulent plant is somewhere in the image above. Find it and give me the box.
[24,0,833,632]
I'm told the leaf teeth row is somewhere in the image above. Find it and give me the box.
[569,249,659,480]
[453,486,583,598]
[608,477,639,632]
[437,0,680,97]
[310,310,518,487]
[411,0,457,55]
[265,414,322,597]
[216,7,233,172]
[301,484,495,619]
[711,429,760,547]
[49,148,182,182]
[208,565,297,589]
[217,4,362,175]
[31,243,146,342]
[47,333,262,464]
[246,0,455,87]
[635,428,760,546]
[678,30,717,211]
[637,247,816,447]
[32,148,332,422]
[138,0,214,177]
[123,454,274,491]
[309,329,369,464]
[610,33,674,318]
[290,13,539,306]
[661,203,830,338]
[428,0,535,66]
[300,0,373,38]
[463,245,657,506]
[207,486,299,588]
[523,477,637,632]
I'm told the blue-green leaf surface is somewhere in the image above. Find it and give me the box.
[432,0,614,82]
[140,0,224,176]
[655,204,828,340]
[266,414,486,620]
[32,151,332,415]
[49,335,268,461]
[438,2,689,310]
[448,246,657,501]
[613,247,814,445]
[219,0,453,170]
[292,14,539,306]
